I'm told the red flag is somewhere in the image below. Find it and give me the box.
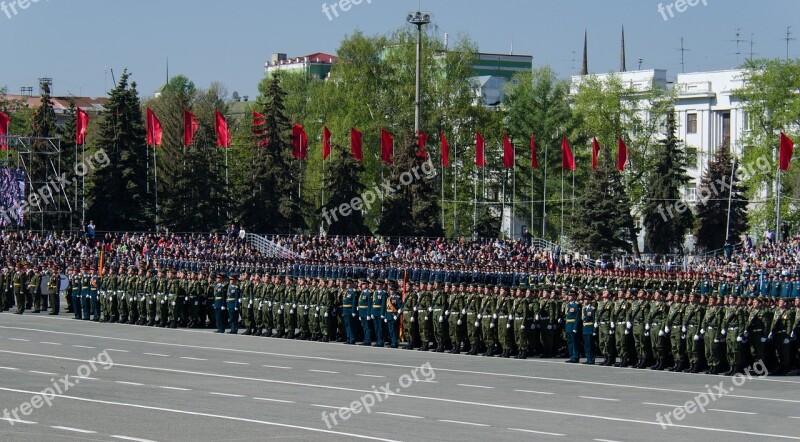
[380,128,394,164]
[253,112,268,148]
[440,132,450,168]
[617,137,628,171]
[76,108,89,145]
[0,112,9,150]
[146,108,163,147]
[475,131,486,167]
[183,110,199,147]
[561,137,576,170]
[214,110,231,148]
[417,131,429,160]
[530,134,539,170]
[591,137,601,171]
[350,127,363,161]
[292,123,308,160]
[503,133,515,168]
[779,132,794,171]
[322,126,332,160]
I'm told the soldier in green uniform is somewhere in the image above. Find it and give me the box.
[417,282,434,351]
[540,288,559,358]
[700,294,724,374]
[12,264,26,314]
[29,267,42,313]
[631,290,651,368]
[613,290,632,367]
[430,282,448,352]
[746,296,770,368]
[105,267,121,323]
[596,289,615,366]
[770,298,795,375]
[241,271,256,335]
[47,265,61,315]
[497,286,515,358]
[648,291,668,370]
[682,291,705,373]
[722,294,747,375]
[511,286,529,359]
[481,286,499,356]
[272,276,287,338]
[523,286,540,358]
[448,283,468,354]
[665,292,686,371]
[285,277,298,339]
[467,285,485,355]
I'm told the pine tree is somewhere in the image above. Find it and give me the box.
[571,147,636,254]
[474,204,501,238]
[31,82,57,138]
[694,145,748,251]
[377,133,443,237]
[238,76,305,233]
[87,71,153,230]
[321,143,370,235]
[643,112,693,254]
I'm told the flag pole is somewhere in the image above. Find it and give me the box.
[725,156,736,243]
[776,166,781,242]
[542,139,548,238]
[381,163,384,214]
[441,153,445,232]
[512,157,516,240]
[560,167,564,241]
[453,141,457,234]
[322,153,326,232]
[81,142,85,229]
[153,145,159,231]
[502,167,507,237]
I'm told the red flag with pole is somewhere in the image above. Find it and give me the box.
[503,133,515,168]
[146,108,163,147]
[591,137,601,171]
[183,110,199,147]
[530,133,539,170]
[561,137,576,170]
[440,132,449,167]
[322,126,332,160]
[475,131,486,167]
[292,123,308,160]
[0,112,9,150]
[350,127,363,161]
[417,131,429,160]
[380,128,394,164]
[76,108,89,145]
[617,137,628,171]
[253,112,268,148]
[779,132,794,171]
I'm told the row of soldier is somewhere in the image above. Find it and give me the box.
[4,264,799,376]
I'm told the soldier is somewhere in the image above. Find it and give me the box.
[104,267,121,323]
[540,288,558,358]
[358,280,373,346]
[613,290,632,367]
[386,281,402,348]
[285,277,298,339]
[226,274,240,334]
[372,280,387,347]
[431,282,448,352]
[582,294,596,365]
[770,297,795,375]
[448,283,468,354]
[29,267,43,313]
[403,282,421,350]
[648,291,668,370]
[340,279,357,345]
[524,287,541,358]
[682,291,705,373]
[722,294,747,375]
[700,294,725,374]
[512,287,529,359]
[47,265,61,315]
[156,269,169,327]
[497,286,515,358]
[631,290,651,368]
[564,291,580,363]
[418,282,434,351]
[213,273,227,333]
[13,263,26,315]
[665,292,686,372]
[273,277,287,338]
[596,289,615,366]
[481,285,499,357]
[746,295,770,369]
[167,268,183,328]
[466,284,484,355]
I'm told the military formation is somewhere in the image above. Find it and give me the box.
[4,262,799,376]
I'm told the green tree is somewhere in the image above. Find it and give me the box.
[643,111,693,254]
[87,70,153,230]
[694,146,748,251]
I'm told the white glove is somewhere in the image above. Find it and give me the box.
[624,329,629,335]
[384,318,388,323]
[411,317,416,323]
[413,307,418,312]
[393,315,397,321]
[506,323,511,329]
[424,316,429,321]
[714,339,719,343]
[445,310,450,316]
[438,316,444,322]
[645,332,650,337]
[292,304,297,309]
[427,307,432,312]
[664,326,670,334]
[547,325,553,330]
[478,314,483,320]
[572,329,577,334]
[658,330,665,337]
[474,321,480,327]
[351,313,356,318]
[700,329,706,335]
[461,309,466,314]
[760,337,767,343]
[645,324,650,331]
[535,314,540,321]
[693,334,700,341]
[493,314,498,319]
[398,309,403,315]
[721,329,727,336]
[736,336,743,343]
[490,323,495,329]
[221,306,226,311]
[783,338,791,344]
[457,319,462,325]
[611,321,615,328]
[744,331,749,338]
[626,321,632,329]
[768,332,773,340]
[681,326,687,333]
[324,312,329,318]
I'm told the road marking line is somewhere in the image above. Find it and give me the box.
[642,402,683,408]
[515,390,554,395]
[158,386,191,391]
[111,436,158,442]
[311,404,346,410]
[75,376,99,380]
[106,349,129,353]
[209,392,245,398]
[8,338,29,341]
[309,369,338,374]
[593,439,622,442]
[262,365,291,370]
[115,381,144,386]
[143,353,170,357]
[709,409,757,415]
[51,426,96,434]
[458,384,494,389]
[0,376,794,441]
[418,380,439,383]
[39,341,61,345]
[0,417,36,424]
[439,420,489,427]
[180,357,207,361]
[29,371,58,376]
[356,374,385,378]
[376,412,424,419]
[579,396,619,402]
[253,397,295,404]
[509,428,565,436]
[72,345,95,349]
[0,366,19,371]
[223,361,249,365]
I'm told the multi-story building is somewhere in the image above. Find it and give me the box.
[264,52,339,79]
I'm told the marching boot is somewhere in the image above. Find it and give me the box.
[243,327,252,336]
[435,343,445,353]
[254,328,262,337]
[501,349,511,358]
[418,342,429,351]
[518,349,528,360]
[483,346,495,357]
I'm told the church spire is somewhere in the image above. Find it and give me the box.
[620,26,627,72]
[581,30,588,76]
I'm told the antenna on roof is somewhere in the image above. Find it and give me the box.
[730,28,746,65]
[676,37,690,73]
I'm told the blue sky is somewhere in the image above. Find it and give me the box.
[0,0,797,99]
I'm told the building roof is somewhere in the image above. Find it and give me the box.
[303,53,338,64]
[1,94,108,113]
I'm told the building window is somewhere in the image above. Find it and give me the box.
[722,112,731,148]
[687,113,698,134]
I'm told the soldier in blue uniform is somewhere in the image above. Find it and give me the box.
[386,281,402,348]
[213,273,227,333]
[582,294,596,365]
[341,279,357,344]
[372,281,387,347]
[358,280,373,346]
[564,291,581,363]
[226,274,240,334]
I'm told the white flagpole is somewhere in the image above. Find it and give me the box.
[154,146,159,230]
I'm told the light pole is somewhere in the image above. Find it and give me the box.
[407,11,431,135]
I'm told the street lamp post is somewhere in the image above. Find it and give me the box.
[407,11,431,135]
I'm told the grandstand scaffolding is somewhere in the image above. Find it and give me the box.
[6,135,75,232]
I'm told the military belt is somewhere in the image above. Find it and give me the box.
[372,305,382,309]
[584,322,594,326]
[566,319,576,323]
[752,328,763,332]
[342,304,353,308]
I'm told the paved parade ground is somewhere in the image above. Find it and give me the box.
[0,313,798,442]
